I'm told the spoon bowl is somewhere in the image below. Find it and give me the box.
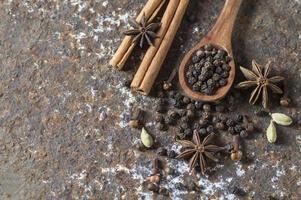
[179,0,242,102]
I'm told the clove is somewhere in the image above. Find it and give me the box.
[147,158,161,184]
[231,135,243,161]
[129,107,144,128]
[280,82,291,107]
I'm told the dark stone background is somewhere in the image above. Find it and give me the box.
[0,0,300,199]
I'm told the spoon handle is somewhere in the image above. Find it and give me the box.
[208,0,243,50]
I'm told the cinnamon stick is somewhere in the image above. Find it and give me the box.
[131,0,180,90]
[133,0,190,95]
[109,0,165,70]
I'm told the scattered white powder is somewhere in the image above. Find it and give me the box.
[235,163,245,177]
[99,107,109,121]
[102,1,109,7]
[70,0,88,12]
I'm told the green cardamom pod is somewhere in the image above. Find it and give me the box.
[267,120,277,143]
[141,127,153,148]
[271,113,293,126]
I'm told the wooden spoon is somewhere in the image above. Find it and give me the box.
[179,0,243,102]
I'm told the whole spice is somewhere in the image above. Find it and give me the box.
[280,82,290,107]
[271,113,293,126]
[129,120,140,129]
[147,182,159,193]
[239,130,248,138]
[159,187,169,196]
[266,120,277,143]
[280,97,291,107]
[156,147,167,156]
[245,123,255,133]
[236,60,284,108]
[141,127,154,148]
[156,122,166,131]
[167,150,177,158]
[216,122,225,130]
[231,135,242,161]
[155,114,164,123]
[124,13,161,48]
[109,0,165,69]
[163,81,173,91]
[176,131,224,174]
[129,107,144,128]
[148,174,160,184]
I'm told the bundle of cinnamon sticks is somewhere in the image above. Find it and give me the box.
[110,0,189,95]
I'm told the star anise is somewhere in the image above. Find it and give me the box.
[176,132,224,174]
[123,13,161,48]
[236,60,284,109]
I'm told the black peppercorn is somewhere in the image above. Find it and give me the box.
[195,101,203,109]
[188,77,197,85]
[193,123,201,130]
[199,128,207,135]
[254,108,269,117]
[166,116,176,125]
[240,130,248,138]
[234,125,243,133]
[206,125,214,133]
[221,71,229,78]
[165,167,175,175]
[159,187,169,196]
[184,128,192,136]
[180,122,189,129]
[155,104,165,113]
[199,118,208,127]
[203,104,211,112]
[226,119,235,127]
[216,122,225,130]
[219,78,227,86]
[182,96,191,104]
[192,84,201,91]
[228,186,246,196]
[168,90,176,98]
[228,127,236,135]
[177,132,186,140]
[181,116,189,123]
[192,55,200,63]
[235,114,243,123]
[147,183,159,193]
[215,66,223,74]
[226,56,232,62]
[202,111,211,120]
[156,147,167,156]
[168,110,180,119]
[204,44,213,51]
[174,101,183,109]
[222,64,231,71]
[179,127,184,133]
[155,114,164,123]
[187,103,196,111]
[215,105,225,112]
[186,110,195,119]
[196,50,205,58]
[156,123,166,131]
[212,116,220,124]
[167,150,177,158]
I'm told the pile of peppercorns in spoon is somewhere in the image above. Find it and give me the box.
[185,44,231,95]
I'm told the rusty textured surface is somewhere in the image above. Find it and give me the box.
[0,0,301,199]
